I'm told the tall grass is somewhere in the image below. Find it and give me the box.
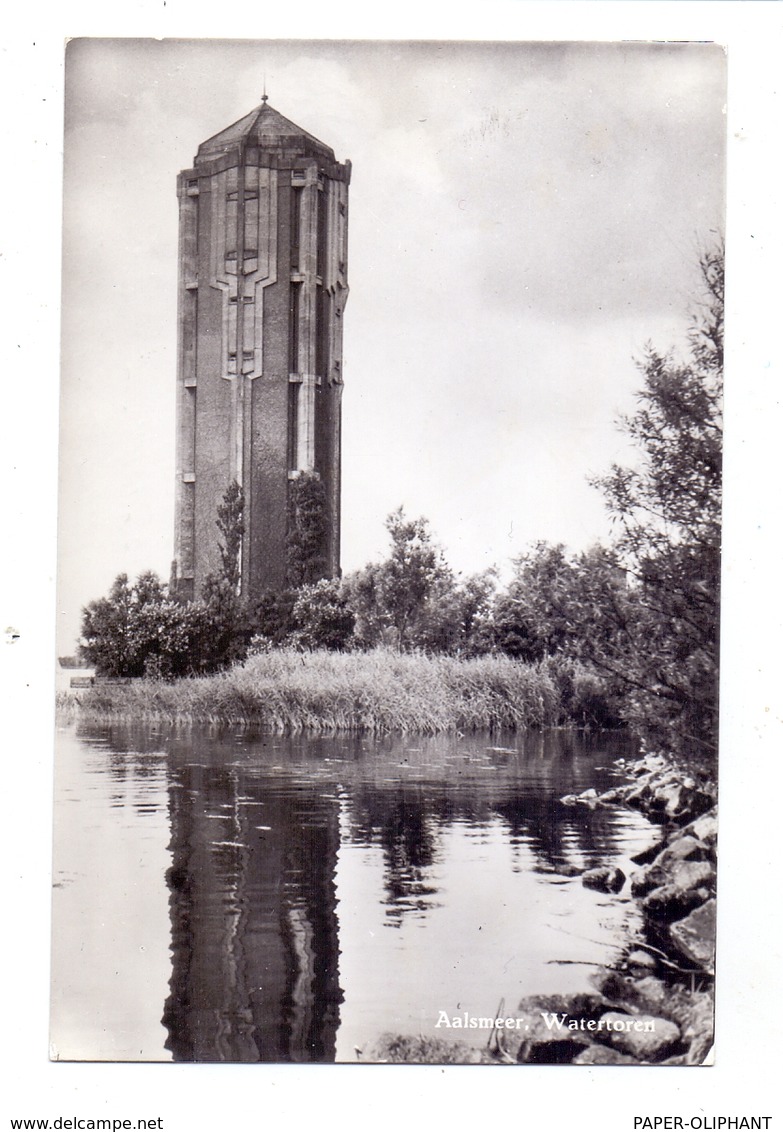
[63,648,564,733]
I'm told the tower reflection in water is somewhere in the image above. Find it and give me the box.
[147,726,644,1063]
[161,753,342,1062]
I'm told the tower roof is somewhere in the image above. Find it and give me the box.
[196,101,336,163]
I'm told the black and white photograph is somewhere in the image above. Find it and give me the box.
[50,37,724,1066]
[2,5,782,1127]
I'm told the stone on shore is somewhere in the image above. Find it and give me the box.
[515,1020,590,1064]
[630,839,666,866]
[632,858,715,918]
[668,899,717,975]
[623,769,715,824]
[678,809,718,848]
[560,788,600,807]
[652,835,712,869]
[582,866,626,893]
[590,970,714,1061]
[595,1012,681,1061]
[369,1033,487,1064]
[626,949,658,973]
[573,1044,638,1065]
[597,787,628,804]
[505,994,608,1064]
[642,885,710,922]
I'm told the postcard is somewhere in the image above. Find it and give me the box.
[51,37,724,1066]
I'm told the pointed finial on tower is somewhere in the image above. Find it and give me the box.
[261,76,268,105]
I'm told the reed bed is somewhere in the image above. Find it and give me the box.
[62,648,563,734]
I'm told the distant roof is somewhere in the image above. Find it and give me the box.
[196,101,336,162]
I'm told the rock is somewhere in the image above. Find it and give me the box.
[668,899,717,974]
[504,994,609,1064]
[680,993,716,1064]
[591,971,714,1062]
[582,866,626,893]
[679,809,718,848]
[660,784,715,823]
[652,835,711,869]
[624,775,656,809]
[643,884,711,921]
[650,782,687,819]
[632,754,668,776]
[517,992,609,1020]
[591,971,669,1014]
[632,856,715,902]
[595,1012,681,1061]
[626,949,658,973]
[631,839,666,866]
[561,788,601,808]
[631,866,659,898]
[598,787,628,804]
[628,976,673,1013]
[573,1044,638,1065]
[623,767,715,824]
[640,860,715,920]
[369,1033,487,1064]
[515,1017,591,1064]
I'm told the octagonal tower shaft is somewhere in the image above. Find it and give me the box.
[172,102,350,604]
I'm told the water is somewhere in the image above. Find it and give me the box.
[50,722,655,1063]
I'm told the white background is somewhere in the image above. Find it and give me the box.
[2,4,781,1131]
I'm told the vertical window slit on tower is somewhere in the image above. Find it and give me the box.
[290,187,302,272]
[315,287,330,379]
[289,283,301,374]
[185,386,196,475]
[316,184,328,278]
[287,383,299,472]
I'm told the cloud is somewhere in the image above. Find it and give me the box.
[57,38,726,649]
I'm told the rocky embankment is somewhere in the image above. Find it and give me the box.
[372,755,718,1066]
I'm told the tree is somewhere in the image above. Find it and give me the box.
[287,472,328,587]
[199,481,251,669]
[215,479,244,594]
[454,568,499,655]
[252,588,298,648]
[340,563,389,649]
[589,245,723,765]
[80,573,134,675]
[416,567,498,655]
[289,579,356,651]
[492,544,574,661]
[80,571,200,677]
[377,507,449,651]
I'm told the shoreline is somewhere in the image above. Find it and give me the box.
[54,649,596,734]
[57,669,717,1066]
[372,755,717,1065]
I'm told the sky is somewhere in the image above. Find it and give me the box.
[57,38,726,651]
[3,7,783,1128]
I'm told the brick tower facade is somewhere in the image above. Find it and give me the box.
[172,100,350,604]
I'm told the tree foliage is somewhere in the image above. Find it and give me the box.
[376,507,450,650]
[251,580,354,652]
[588,246,723,764]
[80,571,202,677]
[483,246,723,763]
[195,480,253,669]
[289,579,356,651]
[216,479,244,594]
[76,252,721,758]
[287,472,328,587]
